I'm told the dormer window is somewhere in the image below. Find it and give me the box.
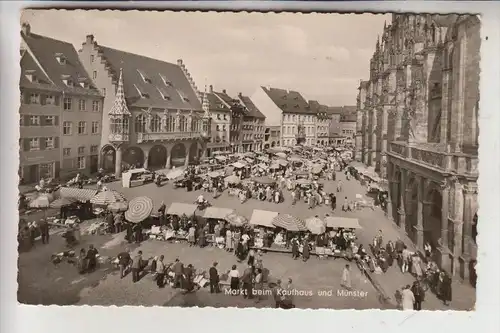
[78,77,89,88]
[294,104,299,108]
[159,74,173,87]
[134,84,149,98]
[137,70,151,83]
[61,75,73,87]
[156,86,171,100]
[25,70,37,83]
[55,53,67,65]
[176,89,189,102]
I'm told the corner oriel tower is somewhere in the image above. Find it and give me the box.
[108,68,131,178]
[200,85,212,157]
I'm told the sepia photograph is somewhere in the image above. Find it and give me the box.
[16,9,479,311]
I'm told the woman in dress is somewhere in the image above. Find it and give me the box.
[226,229,233,252]
[302,238,310,262]
[76,248,87,274]
[229,264,240,295]
[188,225,196,247]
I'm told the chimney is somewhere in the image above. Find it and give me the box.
[222,89,227,94]
[21,23,31,36]
[177,59,183,66]
[238,92,242,98]
[86,34,94,44]
[209,85,213,93]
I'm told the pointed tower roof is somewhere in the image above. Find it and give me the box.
[109,68,131,116]
[376,35,380,51]
[202,84,210,118]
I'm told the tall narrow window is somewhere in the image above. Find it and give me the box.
[150,114,162,132]
[134,114,146,133]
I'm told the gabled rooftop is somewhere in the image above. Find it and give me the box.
[21,28,101,97]
[262,86,312,115]
[90,41,202,110]
[239,94,266,119]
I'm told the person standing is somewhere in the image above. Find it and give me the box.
[440,272,452,306]
[226,229,233,252]
[114,213,123,233]
[131,250,143,283]
[86,244,99,273]
[39,220,50,244]
[411,281,425,310]
[272,279,283,308]
[302,238,310,262]
[155,255,166,288]
[401,285,415,310]
[254,268,264,303]
[188,225,196,246]
[117,249,131,279]
[291,238,299,260]
[229,265,240,295]
[209,262,220,293]
[241,264,254,299]
[172,258,184,289]
[401,246,411,273]
[341,264,352,289]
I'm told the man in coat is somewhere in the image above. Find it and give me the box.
[411,280,425,310]
[401,285,415,310]
[172,258,184,289]
[209,262,220,293]
[241,264,254,299]
[131,250,143,283]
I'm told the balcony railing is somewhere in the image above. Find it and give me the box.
[137,131,203,143]
[389,141,478,176]
[109,133,129,142]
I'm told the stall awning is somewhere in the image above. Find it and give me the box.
[202,207,234,220]
[250,209,278,228]
[324,217,362,229]
[59,187,98,202]
[167,203,197,216]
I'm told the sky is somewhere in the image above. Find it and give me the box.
[21,10,390,106]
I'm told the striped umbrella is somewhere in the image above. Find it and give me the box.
[225,212,248,227]
[125,196,153,223]
[49,197,77,209]
[29,195,51,209]
[90,190,127,205]
[272,214,307,232]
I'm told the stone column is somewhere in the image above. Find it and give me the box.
[370,109,378,165]
[438,179,451,272]
[398,169,407,232]
[459,184,477,280]
[143,148,150,169]
[450,179,464,276]
[413,176,426,251]
[184,143,191,167]
[380,106,389,178]
[165,145,172,169]
[115,145,123,178]
[440,69,451,143]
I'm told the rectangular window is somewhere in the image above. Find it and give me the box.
[78,146,85,155]
[78,121,87,134]
[29,138,40,151]
[45,116,55,126]
[63,97,72,110]
[63,148,71,156]
[91,121,99,134]
[45,137,54,149]
[92,71,97,79]
[29,115,40,126]
[78,99,86,111]
[39,163,54,179]
[63,121,72,135]
[101,88,106,96]
[92,100,100,112]
[30,93,40,104]
[90,55,94,63]
[45,95,56,105]
[77,156,85,170]
[90,145,98,154]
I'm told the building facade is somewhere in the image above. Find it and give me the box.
[251,86,317,147]
[340,112,357,146]
[238,93,266,152]
[357,14,479,282]
[204,85,231,157]
[212,90,245,153]
[263,126,281,149]
[309,100,330,146]
[20,24,103,183]
[355,81,369,160]
[79,35,209,177]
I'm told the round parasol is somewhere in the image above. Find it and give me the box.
[108,201,129,212]
[305,217,327,235]
[215,155,227,162]
[275,152,287,159]
[277,159,288,167]
[125,196,153,223]
[232,162,246,168]
[49,197,77,209]
[225,212,248,227]
[225,175,241,184]
[244,152,256,158]
[311,164,323,174]
[208,171,223,178]
[252,176,276,185]
[272,214,307,232]
[269,163,280,170]
[90,190,127,205]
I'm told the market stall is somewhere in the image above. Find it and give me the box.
[121,168,154,188]
[324,216,362,230]
[166,202,197,217]
[202,207,234,220]
[59,187,98,202]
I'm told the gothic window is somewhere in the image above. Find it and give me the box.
[165,113,175,132]
[134,114,146,133]
[111,117,128,134]
[191,116,200,132]
[150,114,162,132]
[431,25,436,43]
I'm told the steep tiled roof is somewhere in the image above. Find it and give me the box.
[21,32,101,96]
[239,95,266,119]
[308,100,329,118]
[207,92,230,112]
[342,105,357,114]
[262,86,312,115]
[213,91,235,106]
[340,113,357,122]
[20,51,59,92]
[96,46,202,110]
[326,106,343,115]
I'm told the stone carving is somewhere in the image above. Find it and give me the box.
[419,150,445,168]
[390,143,405,156]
